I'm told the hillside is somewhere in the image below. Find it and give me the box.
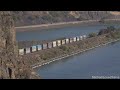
[11,11,120,26]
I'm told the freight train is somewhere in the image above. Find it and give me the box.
[18,35,87,55]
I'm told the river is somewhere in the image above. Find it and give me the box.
[16,23,120,79]
[16,23,120,41]
[34,41,120,79]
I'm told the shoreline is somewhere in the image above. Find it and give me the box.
[15,20,99,32]
[32,38,120,69]
[15,19,120,32]
[15,20,99,29]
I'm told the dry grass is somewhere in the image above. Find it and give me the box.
[110,11,120,16]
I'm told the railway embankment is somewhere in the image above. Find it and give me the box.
[19,27,120,69]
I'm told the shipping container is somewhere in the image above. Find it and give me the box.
[80,36,83,40]
[73,37,77,42]
[19,49,24,55]
[83,35,87,39]
[66,38,69,44]
[76,36,80,41]
[25,47,31,54]
[62,39,65,45]
[48,42,52,49]
[31,46,37,52]
[57,40,61,46]
[42,43,48,49]
[37,45,42,51]
[53,41,57,47]
[70,38,73,43]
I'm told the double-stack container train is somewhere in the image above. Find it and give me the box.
[18,34,87,55]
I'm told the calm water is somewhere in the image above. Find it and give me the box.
[16,24,120,41]
[35,41,120,79]
[16,23,120,79]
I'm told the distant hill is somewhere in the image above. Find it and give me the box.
[11,11,120,26]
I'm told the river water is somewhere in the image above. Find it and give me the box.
[16,23,120,79]
[16,24,120,41]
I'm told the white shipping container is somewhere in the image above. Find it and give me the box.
[62,39,65,45]
[57,40,61,46]
[43,43,47,49]
[83,35,87,39]
[19,49,24,55]
[37,45,42,50]
[70,38,73,43]
[26,48,31,54]
[73,37,77,42]
[32,46,37,52]
[66,39,69,44]
[53,41,57,47]
[76,36,80,41]
[48,42,52,48]
[80,36,83,40]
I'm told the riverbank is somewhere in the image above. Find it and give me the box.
[15,20,99,32]
[15,19,120,32]
[32,38,120,69]
[20,30,120,69]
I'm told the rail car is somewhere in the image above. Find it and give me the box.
[57,40,61,46]
[53,41,57,47]
[25,47,31,54]
[76,36,80,41]
[37,45,42,51]
[42,43,48,49]
[62,39,66,45]
[19,48,24,55]
[31,46,37,52]
[66,38,69,44]
[73,37,77,42]
[70,38,73,43]
[48,42,53,49]
[83,35,87,39]
[80,36,83,40]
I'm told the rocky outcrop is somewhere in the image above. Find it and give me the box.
[0,11,39,79]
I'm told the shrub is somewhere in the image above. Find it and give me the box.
[88,32,97,37]
[59,46,68,51]
[98,26,116,35]
[107,26,116,31]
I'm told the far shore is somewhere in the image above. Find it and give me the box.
[15,20,100,32]
[15,19,120,32]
